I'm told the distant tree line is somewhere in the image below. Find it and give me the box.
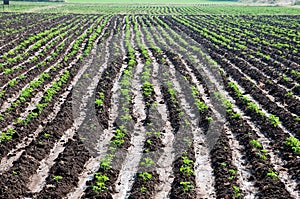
[11,0,65,2]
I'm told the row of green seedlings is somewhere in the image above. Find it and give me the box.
[148,18,241,195]
[228,79,299,154]
[0,17,75,68]
[212,131,242,199]
[191,14,297,55]
[91,15,136,194]
[4,16,107,103]
[155,15,300,125]
[135,16,195,196]
[183,16,300,88]
[225,82,300,166]
[214,92,273,198]
[0,18,102,123]
[132,16,151,65]
[0,70,70,143]
[0,14,59,40]
[0,17,80,75]
[0,18,83,101]
[1,14,67,43]
[0,35,69,102]
[211,15,299,54]
[153,16,193,58]
[138,17,163,57]
[184,15,294,123]
[139,17,168,61]
[0,17,109,142]
[131,19,162,195]
[215,91,270,161]
[202,15,300,84]
[64,16,107,62]
[161,70,196,196]
[153,16,202,63]
[144,16,212,123]
[0,17,90,91]
[214,92,293,196]
[227,81,300,145]
[164,56,241,198]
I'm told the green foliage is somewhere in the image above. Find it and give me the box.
[269,114,281,127]
[250,139,262,149]
[141,158,154,167]
[180,156,195,176]
[266,169,278,180]
[100,154,114,170]
[180,181,194,193]
[142,81,154,97]
[53,175,63,181]
[232,186,241,198]
[228,169,237,180]
[195,99,208,112]
[286,136,300,154]
[0,128,16,143]
[92,173,109,192]
[95,92,105,107]
[138,172,152,181]
[140,185,147,192]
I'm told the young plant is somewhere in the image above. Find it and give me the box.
[285,136,300,153]
[228,169,237,180]
[53,175,63,181]
[92,173,109,192]
[95,92,105,107]
[138,172,152,181]
[269,114,281,127]
[180,181,194,193]
[232,186,241,198]
[266,169,278,180]
[250,139,262,149]
[141,158,154,167]
[140,185,147,192]
[180,156,195,176]
[142,81,154,97]
[100,154,114,170]
[195,99,208,112]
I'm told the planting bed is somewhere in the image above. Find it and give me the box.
[0,12,299,199]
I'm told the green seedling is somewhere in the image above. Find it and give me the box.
[269,114,281,127]
[53,175,63,181]
[250,139,262,149]
[141,158,154,167]
[180,181,194,193]
[266,169,278,180]
[228,169,237,180]
[138,172,152,181]
[286,136,300,153]
[232,186,241,198]
[92,173,109,192]
[140,185,147,192]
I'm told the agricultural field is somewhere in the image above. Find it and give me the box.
[0,4,300,199]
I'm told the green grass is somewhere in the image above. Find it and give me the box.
[66,0,235,4]
[2,1,299,14]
